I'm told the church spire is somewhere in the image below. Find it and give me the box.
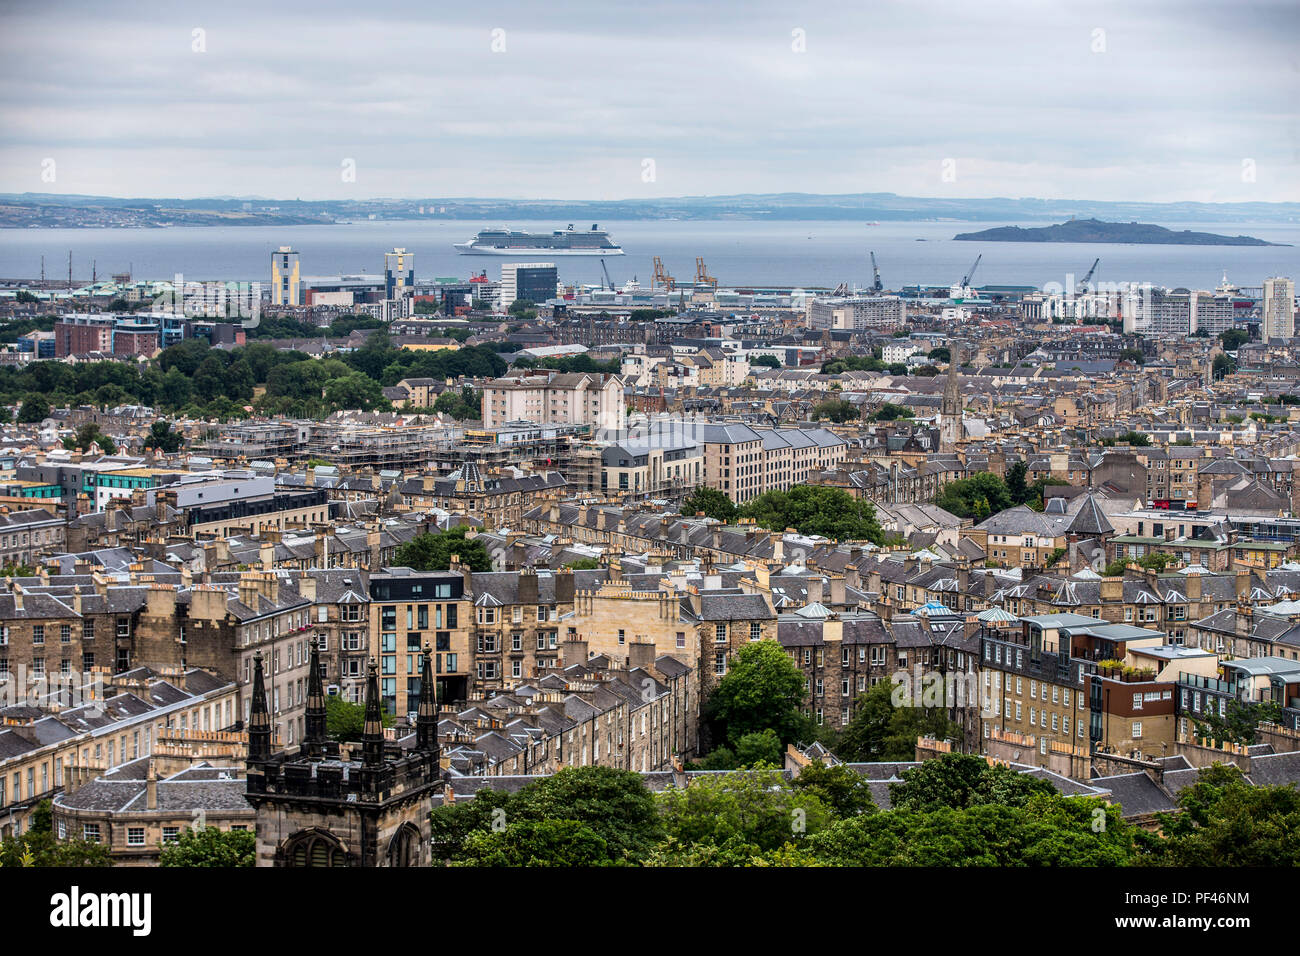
[248,650,271,764]
[415,643,438,755]
[304,638,327,757]
[361,658,385,767]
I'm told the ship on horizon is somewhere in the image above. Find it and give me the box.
[454,223,625,256]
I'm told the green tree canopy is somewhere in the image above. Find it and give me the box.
[934,472,1013,521]
[157,826,255,867]
[834,680,962,762]
[680,486,737,522]
[704,640,808,749]
[430,766,663,866]
[393,527,493,572]
[739,485,884,543]
[810,398,859,423]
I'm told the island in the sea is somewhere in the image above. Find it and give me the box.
[953,218,1287,246]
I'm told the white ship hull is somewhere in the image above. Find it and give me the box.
[454,243,624,256]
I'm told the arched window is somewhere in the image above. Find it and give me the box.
[387,824,420,868]
[281,829,347,868]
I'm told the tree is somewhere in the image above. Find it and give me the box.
[653,766,832,863]
[791,762,876,818]
[393,527,493,572]
[1213,354,1236,379]
[1137,551,1174,572]
[63,422,116,455]
[324,692,393,740]
[869,402,911,422]
[17,395,49,423]
[888,753,1056,812]
[680,486,737,522]
[928,347,950,362]
[1118,347,1145,365]
[1005,460,1029,504]
[934,472,1012,521]
[750,354,782,369]
[1102,559,1129,576]
[158,826,255,867]
[1220,328,1249,350]
[454,819,611,867]
[1148,764,1300,866]
[0,800,112,868]
[834,680,962,762]
[739,485,885,543]
[430,766,663,866]
[144,419,183,453]
[563,557,600,571]
[810,398,859,423]
[807,793,1136,866]
[704,640,808,749]
[1191,699,1283,746]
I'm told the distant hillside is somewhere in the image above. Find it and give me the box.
[2,193,1299,228]
[953,219,1287,246]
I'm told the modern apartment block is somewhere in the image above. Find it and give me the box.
[1262,277,1296,341]
[368,566,473,717]
[384,247,415,299]
[271,246,302,306]
[808,295,906,331]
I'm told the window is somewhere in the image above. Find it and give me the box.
[1132,721,1143,739]
[127,827,145,846]
[676,631,686,649]
[32,625,44,645]
[749,622,761,641]
[60,625,71,643]
[715,623,727,643]
[83,823,101,843]
[161,827,179,843]
[1132,693,1143,710]
[617,629,625,646]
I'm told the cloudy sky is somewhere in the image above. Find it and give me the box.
[1,0,1296,202]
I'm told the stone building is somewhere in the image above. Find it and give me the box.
[245,645,442,867]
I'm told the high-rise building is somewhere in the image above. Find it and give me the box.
[807,295,906,330]
[1263,277,1295,341]
[500,262,558,309]
[271,246,301,306]
[384,248,415,299]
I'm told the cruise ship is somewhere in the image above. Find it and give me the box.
[454,223,624,256]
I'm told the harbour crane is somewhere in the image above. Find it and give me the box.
[652,256,675,292]
[695,256,717,291]
[870,251,883,292]
[600,258,614,292]
[960,254,981,289]
[1079,257,1099,291]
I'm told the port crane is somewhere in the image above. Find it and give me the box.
[695,257,717,291]
[959,254,981,289]
[1079,258,1099,292]
[652,256,676,292]
[600,258,614,292]
[870,252,883,292]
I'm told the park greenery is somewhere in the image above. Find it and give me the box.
[0,327,511,422]
[424,754,1299,867]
